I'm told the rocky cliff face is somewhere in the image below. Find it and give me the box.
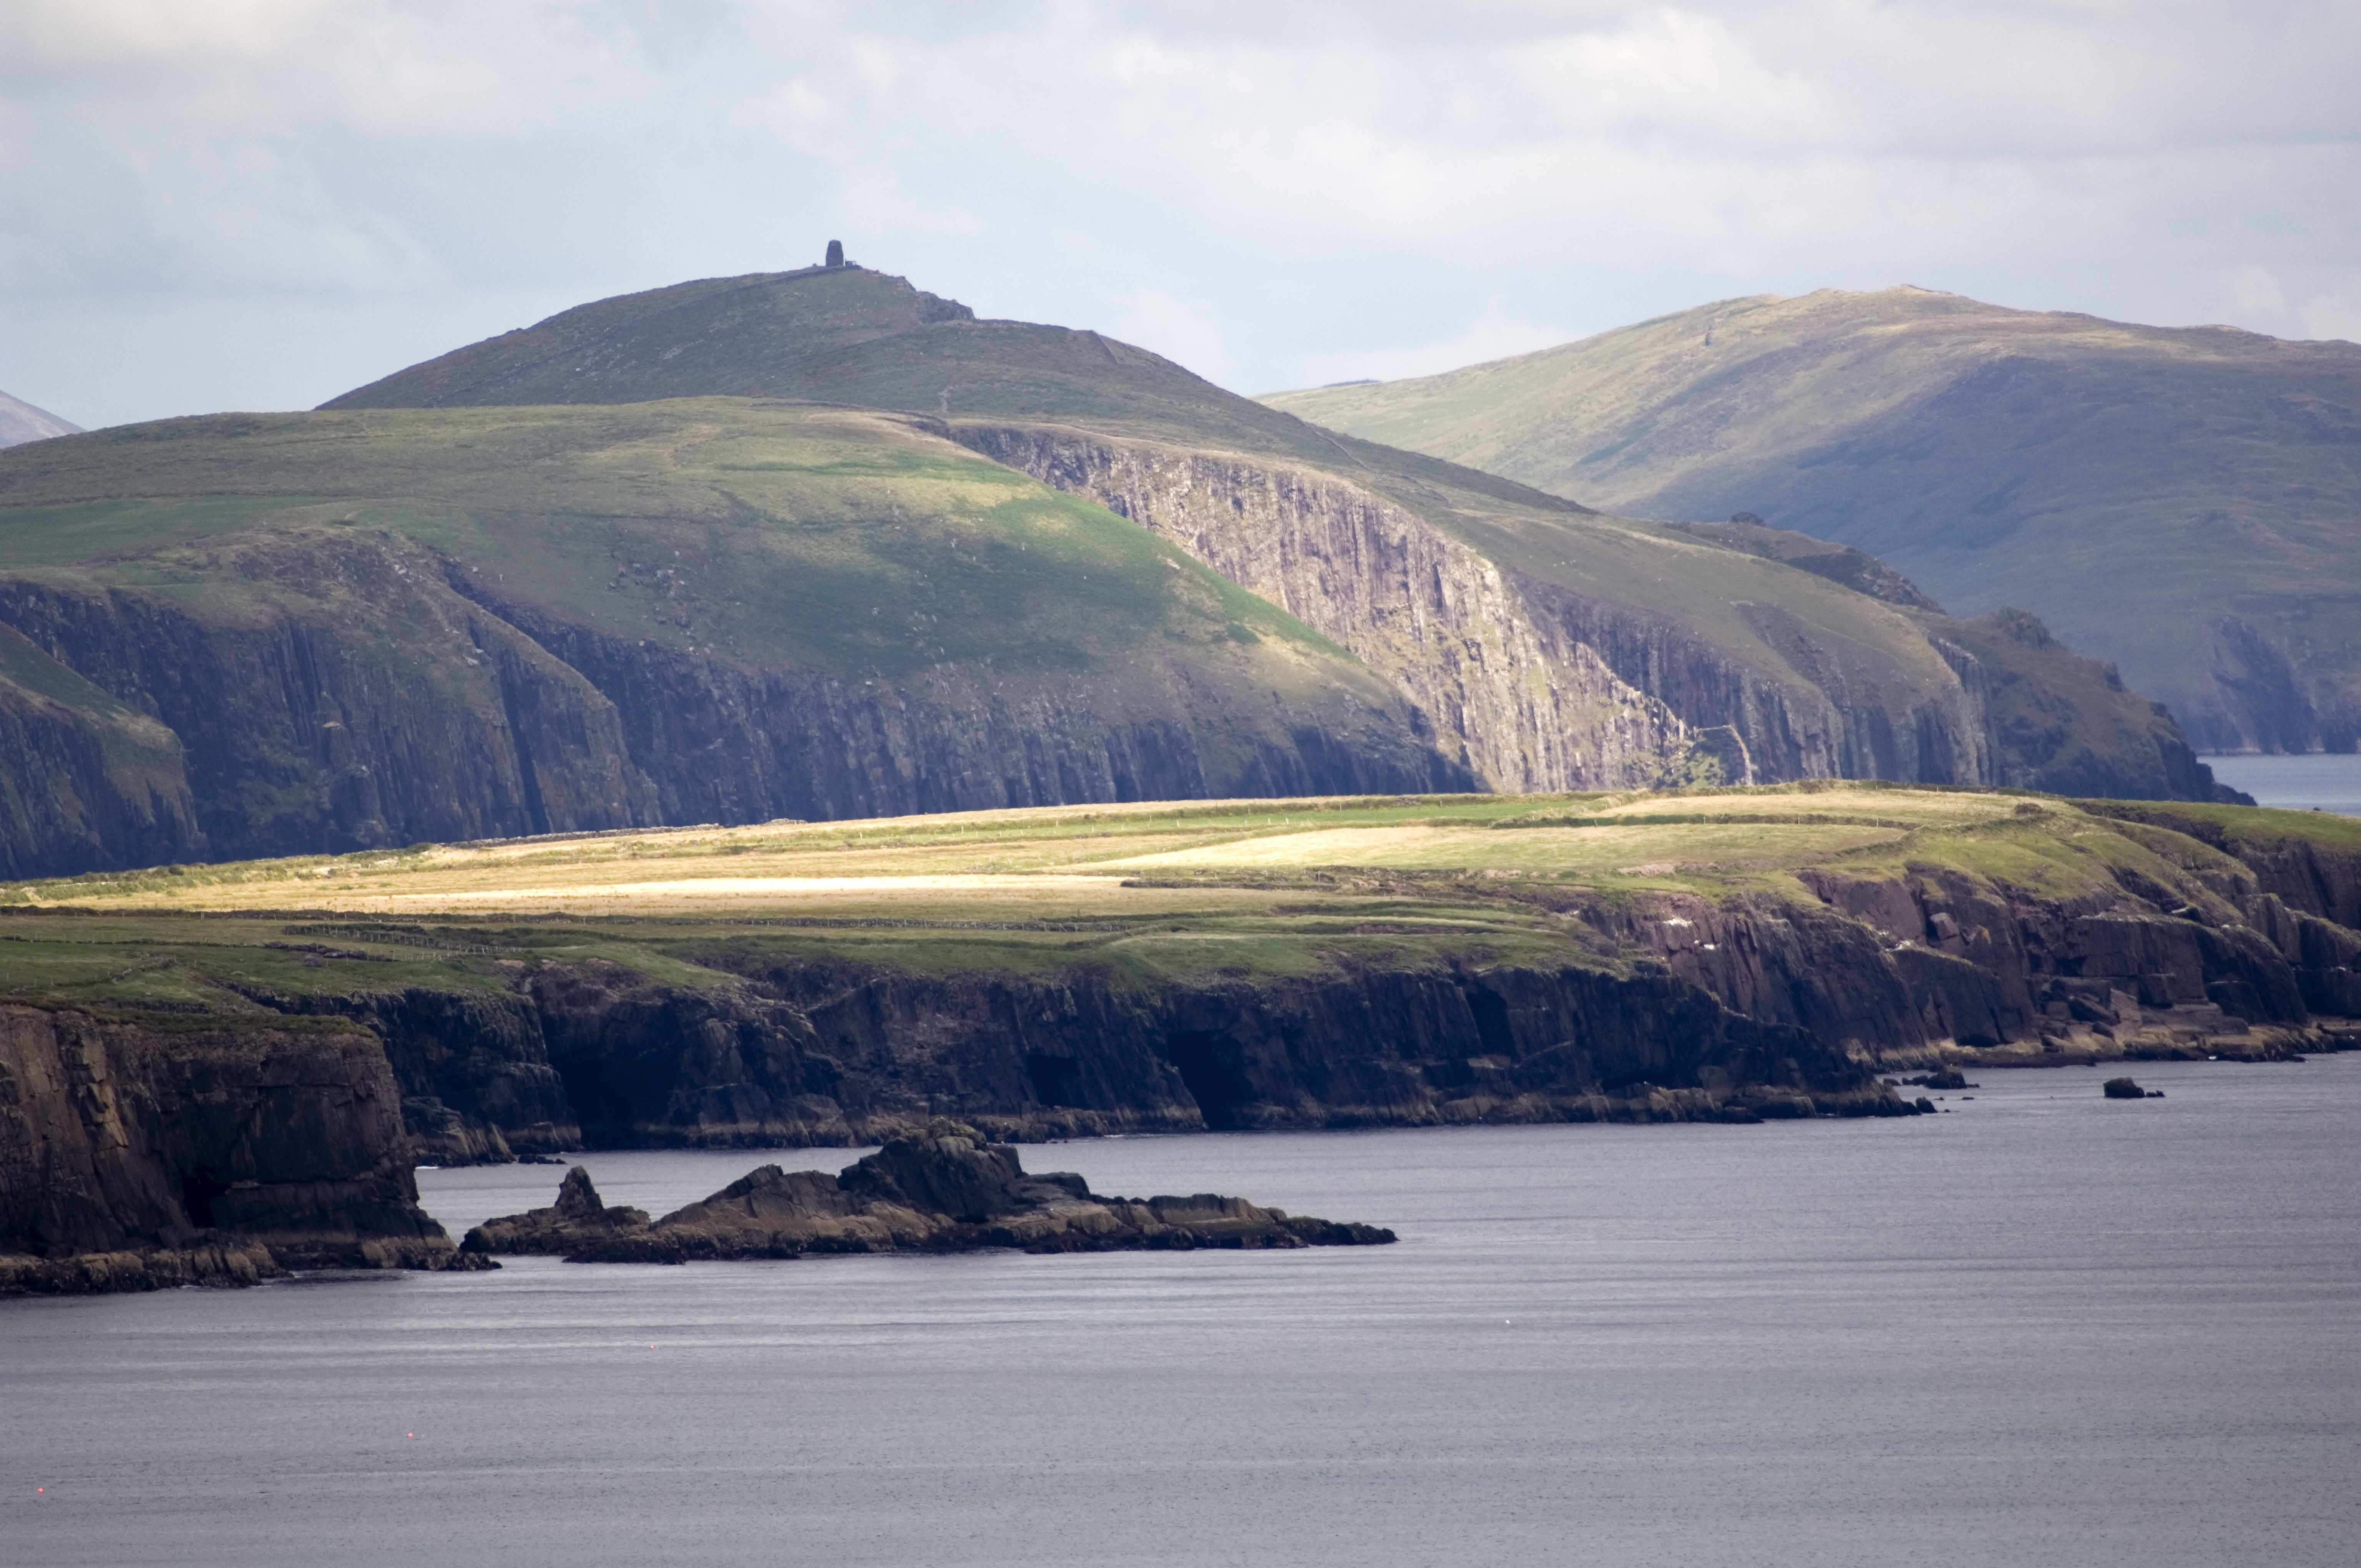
[951,426,1692,790]
[0,531,660,861]
[0,1006,463,1293]
[213,934,1899,1167]
[0,524,1467,875]
[950,425,2195,798]
[255,823,2358,1163]
[0,626,205,877]
[461,582,1469,825]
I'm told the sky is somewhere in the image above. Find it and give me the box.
[4,0,2359,430]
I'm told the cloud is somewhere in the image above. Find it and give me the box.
[2230,266,2285,314]
[3,1,2358,426]
[2301,280,2361,345]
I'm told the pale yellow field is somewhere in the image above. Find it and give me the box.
[15,784,2037,920]
[1095,821,1906,874]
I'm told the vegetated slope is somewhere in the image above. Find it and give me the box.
[1264,287,2361,755]
[0,388,81,450]
[328,262,2229,809]
[5,784,2356,1278]
[0,402,1461,876]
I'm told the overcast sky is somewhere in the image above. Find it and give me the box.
[5,0,2358,430]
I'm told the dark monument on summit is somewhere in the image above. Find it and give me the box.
[825,239,844,268]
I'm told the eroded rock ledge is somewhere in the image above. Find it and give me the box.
[464,1120,1396,1264]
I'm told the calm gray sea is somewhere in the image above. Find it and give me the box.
[5,1054,2358,1567]
[2201,752,2361,816]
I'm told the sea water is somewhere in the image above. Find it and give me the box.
[2202,752,2361,817]
[4,1054,2358,1567]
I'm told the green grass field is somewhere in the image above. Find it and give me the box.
[10,782,2329,1019]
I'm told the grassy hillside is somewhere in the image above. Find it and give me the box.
[1264,287,2361,755]
[317,265,2223,805]
[0,402,1344,681]
[0,401,1461,871]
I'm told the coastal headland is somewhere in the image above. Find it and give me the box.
[5,782,2357,1292]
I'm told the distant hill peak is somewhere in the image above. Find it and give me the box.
[0,389,82,450]
[1264,286,2361,755]
[324,265,980,411]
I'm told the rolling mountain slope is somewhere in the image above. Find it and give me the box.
[324,261,2228,808]
[0,402,1461,875]
[1264,287,2361,755]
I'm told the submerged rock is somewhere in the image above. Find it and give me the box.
[464,1119,1396,1264]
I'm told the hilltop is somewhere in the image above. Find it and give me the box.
[1264,287,2361,755]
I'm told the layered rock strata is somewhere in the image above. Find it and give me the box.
[464,1120,1395,1263]
[0,1004,476,1294]
[950,423,2228,801]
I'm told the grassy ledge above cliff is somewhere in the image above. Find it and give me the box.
[5,783,2355,1171]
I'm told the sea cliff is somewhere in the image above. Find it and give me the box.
[0,1004,469,1293]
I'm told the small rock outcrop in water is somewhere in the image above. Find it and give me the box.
[463,1120,1396,1264]
[2102,1077,2164,1099]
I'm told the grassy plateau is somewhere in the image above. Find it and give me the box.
[7,781,2329,1012]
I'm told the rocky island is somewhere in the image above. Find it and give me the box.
[467,1119,1395,1263]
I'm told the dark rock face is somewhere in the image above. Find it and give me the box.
[282,987,581,1163]
[0,528,1466,878]
[2103,1077,2147,1098]
[0,542,661,863]
[493,951,1898,1153]
[467,587,1468,828]
[0,1004,469,1293]
[463,1121,1395,1263]
[0,627,206,878]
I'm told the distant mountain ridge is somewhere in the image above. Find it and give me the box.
[1263,287,2361,755]
[0,388,80,449]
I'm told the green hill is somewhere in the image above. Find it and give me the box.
[1263,287,2361,755]
[0,265,2239,876]
[326,263,2227,806]
[0,400,1459,874]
